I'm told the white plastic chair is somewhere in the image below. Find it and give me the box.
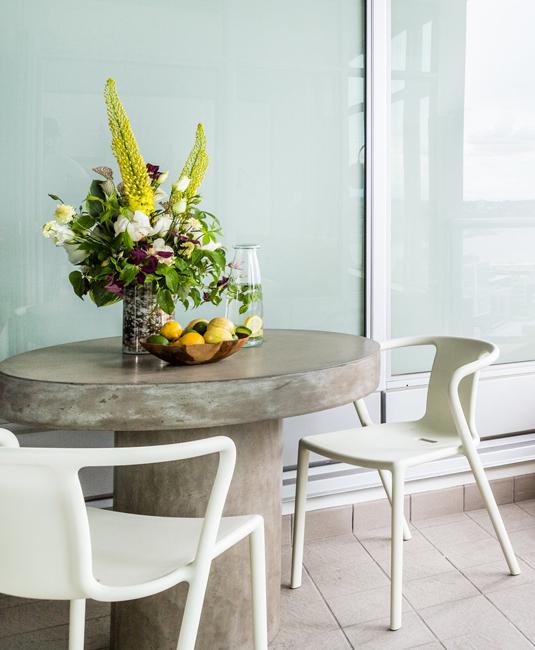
[290,336,520,631]
[0,429,268,650]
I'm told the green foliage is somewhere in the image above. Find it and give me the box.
[44,120,241,315]
[69,271,86,299]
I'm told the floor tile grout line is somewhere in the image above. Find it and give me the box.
[412,517,535,648]
[464,505,535,539]
[354,521,535,647]
[454,561,535,648]
[516,501,535,516]
[350,530,445,645]
[0,613,111,643]
[300,563,355,649]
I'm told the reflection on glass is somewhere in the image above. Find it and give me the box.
[392,0,535,372]
[0,0,365,362]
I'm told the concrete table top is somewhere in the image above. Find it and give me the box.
[0,329,380,431]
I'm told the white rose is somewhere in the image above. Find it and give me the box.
[54,204,76,224]
[42,220,73,246]
[172,198,187,215]
[64,243,88,265]
[151,215,174,237]
[186,217,201,232]
[114,210,152,242]
[176,176,190,192]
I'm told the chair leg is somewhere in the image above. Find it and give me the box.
[250,519,268,650]
[464,444,520,576]
[378,469,412,541]
[176,570,210,650]
[291,445,310,589]
[68,599,86,650]
[390,467,405,631]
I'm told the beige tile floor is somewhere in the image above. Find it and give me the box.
[4,502,535,648]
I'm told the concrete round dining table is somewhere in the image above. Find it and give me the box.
[0,329,380,650]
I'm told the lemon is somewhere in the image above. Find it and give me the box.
[243,315,263,337]
[160,321,183,341]
[204,326,233,343]
[208,317,235,334]
[176,331,205,346]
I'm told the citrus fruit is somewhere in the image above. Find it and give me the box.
[160,321,182,341]
[146,334,169,345]
[192,321,208,335]
[204,327,233,343]
[186,318,209,335]
[235,326,252,339]
[176,331,205,345]
[243,315,263,336]
[208,317,235,333]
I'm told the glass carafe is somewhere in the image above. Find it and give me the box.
[226,244,264,347]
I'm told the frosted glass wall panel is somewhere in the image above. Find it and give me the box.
[0,0,365,361]
[391,0,535,373]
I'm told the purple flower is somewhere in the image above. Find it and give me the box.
[203,291,210,302]
[217,276,229,288]
[129,247,148,264]
[178,234,200,245]
[136,271,146,284]
[142,256,158,274]
[158,250,173,259]
[146,163,161,181]
[104,276,124,297]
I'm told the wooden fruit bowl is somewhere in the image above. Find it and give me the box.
[140,336,249,366]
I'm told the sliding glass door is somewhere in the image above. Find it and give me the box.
[391,0,535,373]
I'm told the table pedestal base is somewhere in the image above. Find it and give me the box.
[110,420,282,650]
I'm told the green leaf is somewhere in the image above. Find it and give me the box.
[113,231,133,250]
[157,288,175,315]
[164,268,180,293]
[48,193,63,203]
[68,271,86,299]
[86,180,106,218]
[75,214,96,230]
[90,283,120,307]
[174,257,187,271]
[119,263,139,284]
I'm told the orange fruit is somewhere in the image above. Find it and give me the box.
[176,331,205,346]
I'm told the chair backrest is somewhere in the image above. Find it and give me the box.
[0,430,235,600]
[382,336,498,440]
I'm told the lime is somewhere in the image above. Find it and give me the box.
[186,318,209,334]
[146,334,169,345]
[235,326,252,339]
[243,315,263,336]
[192,321,208,335]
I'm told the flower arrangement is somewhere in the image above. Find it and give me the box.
[42,78,227,316]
